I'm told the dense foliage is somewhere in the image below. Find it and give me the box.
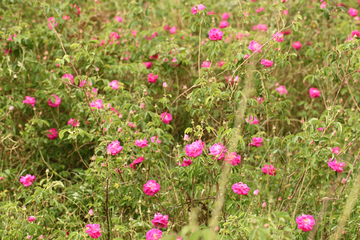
[1,0,360,239]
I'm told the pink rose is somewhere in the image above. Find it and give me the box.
[114,16,122,22]
[148,73,158,83]
[261,165,276,176]
[349,8,358,17]
[208,28,223,41]
[309,87,320,98]
[332,147,340,155]
[209,143,227,160]
[143,180,160,196]
[146,229,162,240]
[273,32,284,42]
[47,128,58,140]
[20,174,36,187]
[48,94,61,107]
[261,59,273,68]
[222,12,230,20]
[28,216,35,222]
[23,96,36,107]
[185,140,205,158]
[170,27,177,34]
[219,21,229,28]
[151,213,169,228]
[246,115,259,124]
[201,61,211,68]
[198,4,206,10]
[109,80,120,90]
[276,85,288,95]
[249,41,262,53]
[191,6,198,15]
[129,157,145,170]
[90,99,103,109]
[251,137,263,147]
[107,140,123,156]
[292,41,302,50]
[135,138,148,148]
[296,215,315,232]
[224,152,241,166]
[232,182,250,195]
[328,158,345,173]
[86,224,102,239]
[178,158,192,167]
[144,62,153,68]
[161,112,172,124]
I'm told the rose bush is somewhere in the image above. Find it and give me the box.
[1,0,360,239]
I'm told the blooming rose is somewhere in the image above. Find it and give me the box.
[276,85,288,95]
[332,147,340,155]
[219,21,229,28]
[48,95,61,107]
[328,158,345,173]
[249,41,262,53]
[292,41,302,50]
[90,99,103,109]
[107,140,123,156]
[146,229,162,240]
[246,115,259,124]
[185,140,205,158]
[47,128,58,140]
[251,137,263,147]
[309,87,320,98]
[129,157,145,170]
[222,12,230,20]
[28,216,35,222]
[144,62,153,68]
[261,59,273,68]
[198,4,206,10]
[109,80,120,90]
[170,27,177,34]
[273,32,284,42]
[349,8,358,17]
[261,165,276,176]
[20,174,36,187]
[209,143,227,160]
[232,182,250,195]
[178,158,192,167]
[135,138,148,148]
[191,6,197,14]
[68,118,80,127]
[253,24,267,32]
[23,96,36,107]
[296,215,315,232]
[208,28,223,41]
[224,152,241,166]
[85,224,102,239]
[114,16,122,22]
[143,180,160,196]
[48,17,58,30]
[161,112,172,124]
[151,213,169,228]
[148,73,158,83]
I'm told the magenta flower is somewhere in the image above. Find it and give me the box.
[48,17,58,30]
[170,27,177,34]
[68,118,80,127]
[261,59,273,68]
[143,180,160,196]
[144,62,153,68]
[317,127,323,131]
[85,224,102,239]
[146,228,162,240]
[135,138,148,148]
[20,174,36,187]
[222,12,230,20]
[351,30,360,37]
[246,115,259,124]
[273,32,284,42]
[161,112,172,124]
[198,4,206,10]
[224,152,241,166]
[185,140,205,158]
[208,28,223,41]
[148,73,158,83]
[261,164,276,176]
[109,80,120,90]
[129,157,145,170]
[328,158,345,173]
[249,41,262,53]
[276,85,288,95]
[218,61,225,67]
[219,21,229,28]
[151,213,169,228]
[28,216,35,222]
[62,74,74,83]
[191,6,198,14]
[209,143,227,160]
[47,128,58,140]
[292,41,302,50]
[309,87,320,98]
[296,215,315,232]
[349,8,358,17]
[256,7,265,13]
[232,182,250,195]
[90,99,103,109]
[107,140,123,156]
[253,24,267,32]
[89,209,94,216]
[23,96,36,107]
[332,147,340,155]
[48,94,61,107]
[178,158,192,167]
[114,16,122,22]
[151,136,162,144]
[251,137,263,147]
[128,122,136,128]
[201,61,211,68]
[253,189,259,195]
